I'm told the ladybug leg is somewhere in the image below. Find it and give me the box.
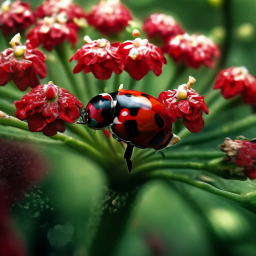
[159,151,165,159]
[124,144,134,173]
[112,133,121,142]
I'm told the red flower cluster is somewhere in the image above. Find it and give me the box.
[70,37,166,80]
[0,0,35,36]
[35,0,87,29]
[87,0,132,35]
[70,37,124,80]
[220,138,256,179]
[162,33,220,68]
[213,67,256,105]
[14,81,83,136]
[143,13,184,43]
[27,14,78,51]
[117,38,167,80]
[0,138,47,256]
[0,34,47,91]
[158,77,209,132]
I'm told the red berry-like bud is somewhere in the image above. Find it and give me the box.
[213,66,256,105]
[86,0,132,35]
[14,82,83,136]
[162,33,220,68]
[158,77,209,133]
[45,81,57,100]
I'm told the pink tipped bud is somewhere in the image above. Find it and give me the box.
[45,82,57,100]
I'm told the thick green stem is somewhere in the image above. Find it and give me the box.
[88,188,138,256]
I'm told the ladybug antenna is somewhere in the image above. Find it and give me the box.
[124,144,134,172]
[77,107,88,124]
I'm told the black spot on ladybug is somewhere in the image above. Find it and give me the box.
[124,120,139,140]
[154,113,165,128]
[150,130,165,148]
[129,108,140,116]
[141,93,149,98]
[125,93,132,97]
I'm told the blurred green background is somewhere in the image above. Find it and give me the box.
[4,0,256,255]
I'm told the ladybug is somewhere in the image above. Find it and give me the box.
[78,85,180,172]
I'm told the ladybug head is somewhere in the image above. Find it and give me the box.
[80,93,117,129]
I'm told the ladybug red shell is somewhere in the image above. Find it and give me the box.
[112,89,173,150]
[78,88,179,172]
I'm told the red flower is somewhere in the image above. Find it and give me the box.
[162,33,220,68]
[220,138,256,179]
[0,0,35,36]
[0,213,26,256]
[35,0,87,29]
[26,14,78,51]
[14,81,83,136]
[70,37,124,80]
[0,138,48,256]
[117,38,167,80]
[143,13,184,43]
[86,0,132,35]
[213,67,256,105]
[158,77,209,132]
[0,34,47,91]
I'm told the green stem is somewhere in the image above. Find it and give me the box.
[137,150,225,165]
[178,114,256,145]
[88,189,138,256]
[0,127,63,146]
[128,77,137,90]
[113,73,120,92]
[177,95,239,140]
[55,43,82,98]
[165,62,187,90]
[0,115,106,164]
[133,157,242,178]
[219,0,232,69]
[0,85,23,100]
[99,80,106,93]
[66,123,95,145]
[0,100,16,116]
[144,170,245,206]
